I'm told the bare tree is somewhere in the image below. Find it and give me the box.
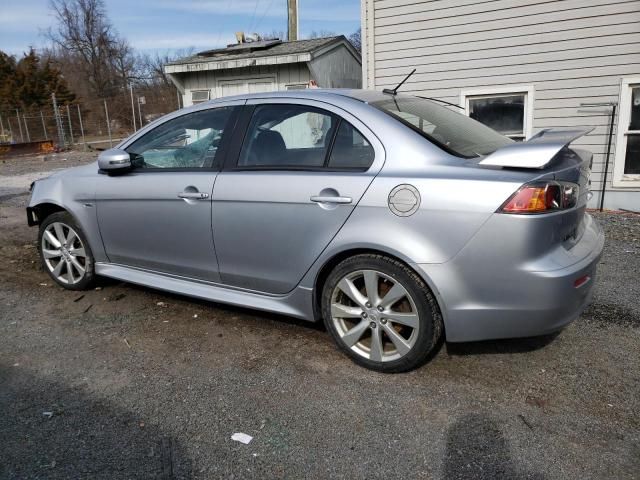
[258,30,286,41]
[46,0,134,98]
[307,30,337,39]
[348,28,361,54]
[137,48,195,88]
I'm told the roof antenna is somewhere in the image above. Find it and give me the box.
[382,69,416,95]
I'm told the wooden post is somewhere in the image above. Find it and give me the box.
[287,0,298,41]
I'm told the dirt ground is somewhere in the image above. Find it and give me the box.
[1,152,639,479]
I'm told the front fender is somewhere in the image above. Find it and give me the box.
[28,167,106,262]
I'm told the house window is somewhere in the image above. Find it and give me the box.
[461,86,534,141]
[191,90,210,104]
[614,79,640,184]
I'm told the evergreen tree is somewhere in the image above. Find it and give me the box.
[0,51,17,111]
[0,49,75,111]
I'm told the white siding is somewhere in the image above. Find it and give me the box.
[179,63,312,106]
[363,0,640,210]
[308,45,362,88]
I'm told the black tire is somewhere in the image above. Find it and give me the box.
[38,211,96,290]
[321,254,443,373]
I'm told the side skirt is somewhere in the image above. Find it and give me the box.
[94,263,316,321]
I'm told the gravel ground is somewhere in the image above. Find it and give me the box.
[0,153,639,479]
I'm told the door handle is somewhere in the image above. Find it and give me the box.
[178,191,209,200]
[310,195,352,204]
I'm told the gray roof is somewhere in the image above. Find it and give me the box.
[167,36,347,66]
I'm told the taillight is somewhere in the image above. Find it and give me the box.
[499,181,579,214]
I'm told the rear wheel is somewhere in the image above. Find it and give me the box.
[321,254,442,373]
[38,212,95,290]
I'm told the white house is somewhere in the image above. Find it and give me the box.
[361,0,640,211]
[165,36,362,107]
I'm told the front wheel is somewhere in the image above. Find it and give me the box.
[38,211,96,290]
[321,254,442,373]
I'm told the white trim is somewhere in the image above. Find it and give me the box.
[360,0,368,89]
[459,85,535,140]
[361,0,375,89]
[165,54,312,74]
[612,76,640,188]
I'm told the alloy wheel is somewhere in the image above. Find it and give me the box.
[330,269,420,362]
[41,222,88,285]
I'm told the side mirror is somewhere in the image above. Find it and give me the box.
[98,148,132,173]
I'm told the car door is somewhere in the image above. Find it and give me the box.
[95,103,240,282]
[212,98,384,294]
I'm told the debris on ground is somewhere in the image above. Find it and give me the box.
[231,433,253,445]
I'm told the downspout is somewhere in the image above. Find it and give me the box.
[579,102,618,211]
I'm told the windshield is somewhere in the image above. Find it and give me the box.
[371,96,513,158]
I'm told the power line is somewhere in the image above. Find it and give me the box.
[248,0,261,33]
[253,0,277,34]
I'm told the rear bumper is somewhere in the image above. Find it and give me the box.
[415,213,604,342]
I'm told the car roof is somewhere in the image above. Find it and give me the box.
[201,88,393,106]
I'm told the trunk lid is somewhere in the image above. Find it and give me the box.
[480,128,594,247]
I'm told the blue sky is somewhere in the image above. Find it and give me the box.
[0,0,361,56]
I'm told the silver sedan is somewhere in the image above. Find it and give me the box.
[27,90,604,372]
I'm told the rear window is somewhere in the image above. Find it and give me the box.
[372,96,513,158]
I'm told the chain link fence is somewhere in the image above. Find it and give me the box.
[0,86,181,151]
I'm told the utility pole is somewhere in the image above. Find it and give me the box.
[129,84,137,131]
[287,0,298,41]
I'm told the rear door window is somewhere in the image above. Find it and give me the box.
[238,104,336,168]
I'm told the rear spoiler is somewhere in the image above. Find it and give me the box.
[479,127,594,169]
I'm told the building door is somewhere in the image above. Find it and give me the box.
[218,77,276,98]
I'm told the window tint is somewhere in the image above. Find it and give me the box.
[328,121,375,169]
[238,104,336,168]
[373,96,512,158]
[127,107,234,169]
[468,94,526,140]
